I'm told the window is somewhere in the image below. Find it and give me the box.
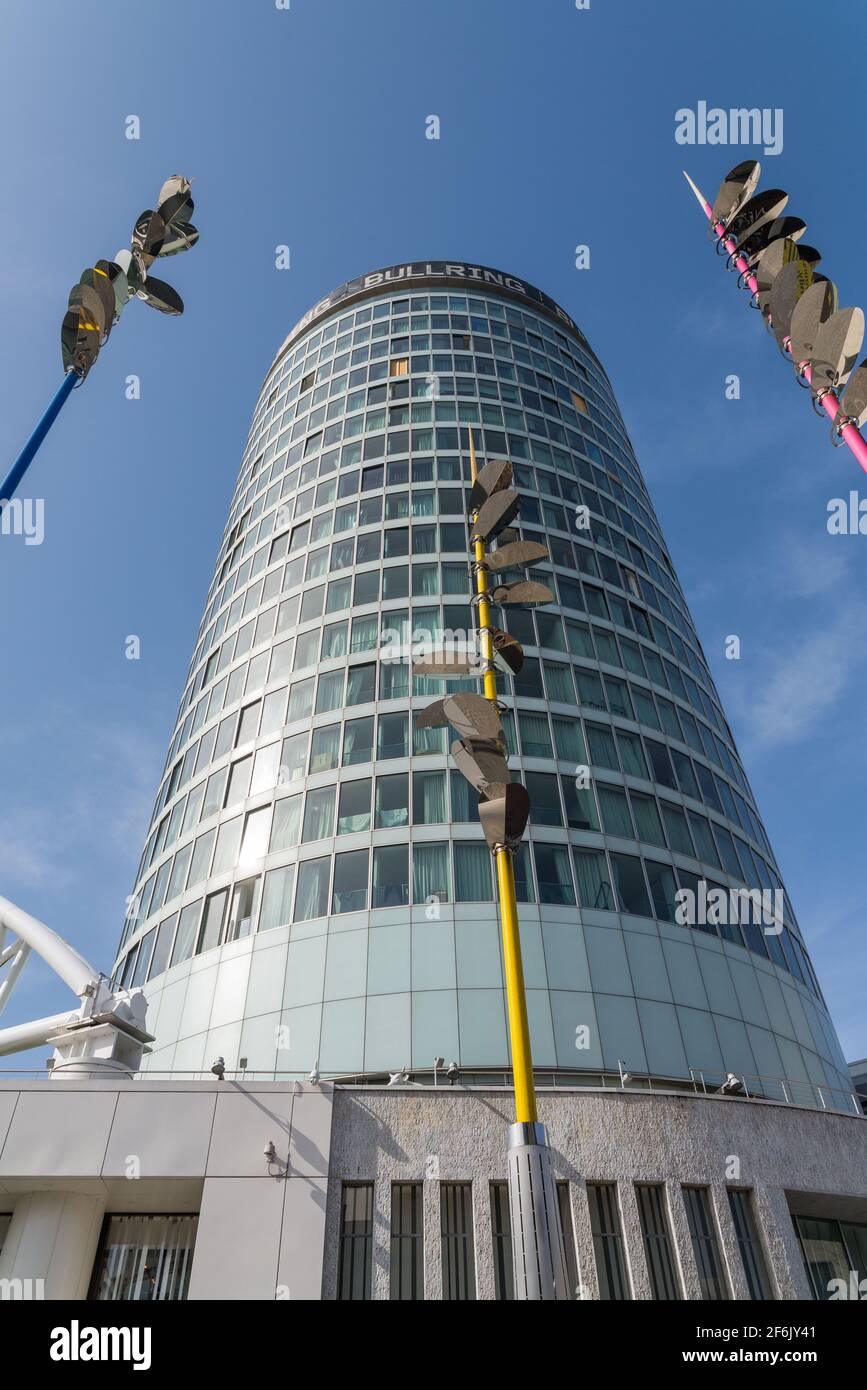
[373,844,409,908]
[557,1183,580,1297]
[280,732,308,783]
[235,701,260,746]
[489,1183,514,1301]
[316,668,345,714]
[228,877,258,940]
[347,663,376,705]
[171,901,202,967]
[661,803,694,857]
[337,778,371,834]
[301,787,334,844]
[630,792,666,848]
[523,843,571,906]
[636,1186,681,1299]
[259,866,295,933]
[727,1190,772,1299]
[295,858,330,921]
[519,712,553,759]
[343,716,374,766]
[610,853,652,917]
[571,848,611,910]
[270,794,301,851]
[441,1184,476,1300]
[411,770,446,825]
[310,724,340,774]
[525,771,562,826]
[794,1215,867,1301]
[375,773,409,828]
[683,1188,728,1299]
[332,850,369,913]
[239,806,271,866]
[391,1184,424,1300]
[90,1215,198,1301]
[197,889,228,953]
[455,842,492,901]
[377,711,408,759]
[645,859,679,923]
[587,1183,630,1300]
[225,755,252,806]
[338,1184,373,1301]
[250,741,281,795]
[413,842,450,903]
[598,785,633,839]
[586,723,619,771]
[552,716,586,763]
[148,914,177,980]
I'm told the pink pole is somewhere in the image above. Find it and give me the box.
[687,175,867,477]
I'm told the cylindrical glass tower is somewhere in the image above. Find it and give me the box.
[113,262,852,1105]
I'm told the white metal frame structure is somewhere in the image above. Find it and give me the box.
[0,895,152,1074]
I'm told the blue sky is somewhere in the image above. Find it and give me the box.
[1,0,865,1064]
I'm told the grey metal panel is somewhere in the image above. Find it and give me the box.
[288,1088,334,1177]
[0,1090,117,1178]
[102,1089,217,1177]
[188,1176,285,1300]
[277,1177,328,1298]
[206,1088,293,1177]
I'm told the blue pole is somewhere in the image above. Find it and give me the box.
[1,371,78,502]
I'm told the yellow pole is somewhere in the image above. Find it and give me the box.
[468,431,538,1124]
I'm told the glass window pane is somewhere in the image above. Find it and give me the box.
[683,1187,728,1300]
[610,853,652,917]
[636,1185,681,1300]
[332,850,369,913]
[390,1184,423,1301]
[90,1215,198,1301]
[412,770,446,824]
[212,815,243,875]
[533,843,575,906]
[574,848,615,911]
[343,716,374,765]
[260,866,295,932]
[373,844,409,908]
[454,842,492,901]
[295,858,330,921]
[310,724,340,773]
[337,779,371,834]
[441,1184,476,1300]
[338,1184,373,1301]
[302,786,335,841]
[413,842,450,904]
[588,1183,630,1300]
[375,773,409,828]
[728,1190,772,1300]
[197,889,228,953]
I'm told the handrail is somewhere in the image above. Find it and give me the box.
[0,1062,860,1116]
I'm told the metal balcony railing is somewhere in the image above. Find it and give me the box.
[0,1062,861,1116]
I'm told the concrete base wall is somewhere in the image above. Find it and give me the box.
[1,1079,865,1300]
[322,1086,867,1300]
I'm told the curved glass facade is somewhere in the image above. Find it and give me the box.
[113,264,851,1101]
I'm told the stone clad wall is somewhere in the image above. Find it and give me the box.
[323,1086,867,1300]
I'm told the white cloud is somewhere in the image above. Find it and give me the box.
[736,601,867,752]
[772,531,849,599]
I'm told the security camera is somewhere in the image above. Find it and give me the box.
[211,1056,226,1081]
[264,1141,277,1162]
